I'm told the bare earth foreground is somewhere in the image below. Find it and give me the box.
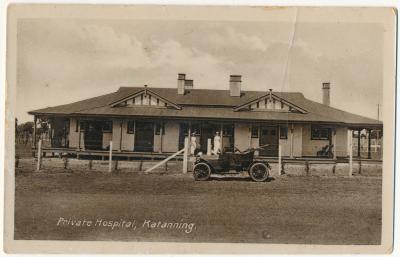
[14,167,382,245]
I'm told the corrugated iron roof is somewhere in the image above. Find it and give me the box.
[29,86,382,127]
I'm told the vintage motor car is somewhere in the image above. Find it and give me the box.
[192,145,271,182]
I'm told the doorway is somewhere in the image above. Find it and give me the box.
[200,122,219,153]
[83,121,103,150]
[259,126,279,156]
[135,121,154,152]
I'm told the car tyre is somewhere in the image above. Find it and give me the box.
[193,162,211,181]
[249,162,269,182]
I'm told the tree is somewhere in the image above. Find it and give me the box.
[21,122,34,134]
[16,121,34,145]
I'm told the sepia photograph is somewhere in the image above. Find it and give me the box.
[4,4,395,254]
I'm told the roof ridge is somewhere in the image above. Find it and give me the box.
[117,86,303,94]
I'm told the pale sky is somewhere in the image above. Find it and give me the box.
[16,11,384,122]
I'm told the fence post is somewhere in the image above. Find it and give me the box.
[36,139,42,171]
[183,137,189,174]
[278,144,282,175]
[108,141,113,173]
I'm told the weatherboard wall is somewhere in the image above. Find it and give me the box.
[234,123,251,152]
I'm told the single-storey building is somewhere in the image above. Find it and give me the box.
[28,74,382,159]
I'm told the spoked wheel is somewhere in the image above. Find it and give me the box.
[193,163,211,181]
[248,163,270,182]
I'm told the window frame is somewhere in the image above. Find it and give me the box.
[127,120,135,134]
[311,126,330,140]
[279,126,288,139]
[251,125,259,138]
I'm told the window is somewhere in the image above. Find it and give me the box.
[127,120,135,134]
[155,122,165,135]
[251,126,259,138]
[311,126,330,140]
[102,121,113,133]
[279,126,288,139]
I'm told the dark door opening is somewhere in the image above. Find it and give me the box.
[200,123,219,153]
[135,121,154,152]
[259,126,279,156]
[84,121,103,150]
[51,118,70,148]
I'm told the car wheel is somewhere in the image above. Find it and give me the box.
[248,163,269,182]
[193,163,211,181]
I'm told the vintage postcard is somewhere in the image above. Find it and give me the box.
[4,4,395,254]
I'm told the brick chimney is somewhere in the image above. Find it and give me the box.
[177,73,186,95]
[230,75,242,97]
[184,79,193,90]
[322,82,330,106]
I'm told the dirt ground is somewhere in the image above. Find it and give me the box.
[14,166,382,245]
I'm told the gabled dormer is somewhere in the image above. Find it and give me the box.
[110,85,181,110]
[234,89,308,114]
